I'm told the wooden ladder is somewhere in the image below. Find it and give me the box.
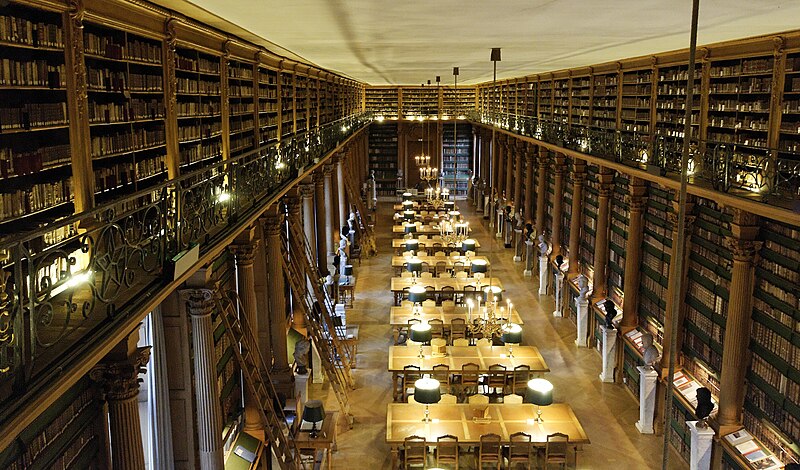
[216,291,305,470]
[342,170,377,256]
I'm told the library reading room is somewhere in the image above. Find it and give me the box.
[2,0,800,469]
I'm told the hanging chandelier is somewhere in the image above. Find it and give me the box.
[415,154,431,167]
[420,166,438,182]
[439,211,469,245]
[425,185,447,210]
[465,293,513,339]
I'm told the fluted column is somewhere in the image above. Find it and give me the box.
[286,193,306,330]
[621,178,647,329]
[660,196,695,373]
[300,183,317,268]
[230,239,261,431]
[523,150,535,223]
[181,289,225,469]
[336,154,347,230]
[592,168,614,299]
[313,170,328,270]
[323,164,335,263]
[535,146,548,236]
[504,139,514,201]
[567,160,586,274]
[512,142,524,212]
[92,346,151,470]
[264,211,291,374]
[329,158,341,233]
[718,209,760,429]
[551,154,566,258]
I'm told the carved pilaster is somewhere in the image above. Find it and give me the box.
[567,160,586,273]
[535,146,549,236]
[621,177,647,329]
[592,168,615,299]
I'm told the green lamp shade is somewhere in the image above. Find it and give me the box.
[501,323,522,344]
[403,210,416,221]
[302,399,325,423]
[403,192,413,202]
[413,377,441,404]
[407,258,423,274]
[409,322,432,343]
[404,239,419,253]
[470,259,488,274]
[408,284,427,303]
[343,265,353,276]
[524,378,553,406]
[461,239,476,253]
[444,201,455,211]
[404,223,417,234]
[483,285,502,301]
[402,200,414,208]
[448,210,461,220]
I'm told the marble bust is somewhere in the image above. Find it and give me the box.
[603,299,617,329]
[525,223,535,242]
[555,255,565,269]
[293,338,311,374]
[537,234,551,257]
[695,387,715,427]
[641,333,660,367]
[576,274,590,302]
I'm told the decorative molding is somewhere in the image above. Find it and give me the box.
[91,347,151,401]
[230,242,259,264]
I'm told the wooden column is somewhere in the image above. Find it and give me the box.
[535,146,548,236]
[329,159,341,234]
[591,168,615,298]
[285,192,306,331]
[313,170,328,270]
[550,154,566,258]
[489,132,501,226]
[263,209,291,377]
[300,182,317,268]
[523,148,535,224]
[337,152,348,222]
[718,209,760,431]
[323,164,336,263]
[512,141,524,212]
[504,138,514,201]
[91,333,151,470]
[567,160,586,274]
[620,178,647,329]
[181,289,225,470]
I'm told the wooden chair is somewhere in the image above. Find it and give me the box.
[459,362,480,399]
[476,433,502,470]
[504,394,523,404]
[441,300,456,313]
[467,393,489,405]
[428,319,445,340]
[484,364,507,395]
[418,235,428,241]
[425,285,436,301]
[544,433,569,469]
[434,251,447,258]
[436,434,459,469]
[455,270,468,279]
[450,317,466,342]
[403,435,428,469]
[420,271,434,279]
[435,260,448,277]
[432,242,443,247]
[417,250,428,257]
[452,261,465,274]
[453,338,470,347]
[439,285,455,304]
[508,432,533,469]
[459,284,476,304]
[475,338,492,347]
[422,299,436,307]
[402,365,421,402]
[431,364,450,395]
[510,364,532,396]
[421,262,431,273]
[439,393,457,404]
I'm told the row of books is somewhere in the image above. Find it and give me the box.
[757,261,800,297]
[90,128,165,158]
[178,122,222,142]
[706,131,768,148]
[683,331,722,372]
[708,116,769,132]
[230,102,254,115]
[0,59,64,87]
[685,305,724,345]
[84,33,161,64]
[227,64,253,79]
[230,117,254,132]
[175,54,220,74]
[710,98,771,113]
[0,102,66,130]
[711,58,774,77]
[260,115,279,127]
[765,236,800,264]
[230,134,255,153]
[180,141,222,166]
[177,100,221,117]
[752,321,799,371]
[95,155,166,193]
[753,297,796,335]
[0,143,70,177]
[0,177,72,220]
[177,77,221,95]
[0,15,63,48]
[259,101,279,113]
[88,98,164,124]
[229,84,254,97]
[744,386,800,456]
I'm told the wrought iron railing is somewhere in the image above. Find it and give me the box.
[471,111,800,202]
[0,113,371,419]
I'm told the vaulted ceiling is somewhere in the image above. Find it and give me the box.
[168,0,800,85]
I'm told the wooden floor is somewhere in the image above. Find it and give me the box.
[308,200,687,469]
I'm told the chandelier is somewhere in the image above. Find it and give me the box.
[439,211,469,245]
[465,292,513,339]
[420,166,438,182]
[415,154,431,167]
[425,185,447,210]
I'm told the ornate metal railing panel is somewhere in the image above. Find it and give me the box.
[472,111,800,203]
[0,113,370,417]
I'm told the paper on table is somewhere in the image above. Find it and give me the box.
[723,429,752,446]
[735,439,759,455]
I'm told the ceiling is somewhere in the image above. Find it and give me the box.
[174,0,800,85]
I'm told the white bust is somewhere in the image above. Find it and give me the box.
[576,274,590,301]
[642,333,661,367]
[537,234,551,256]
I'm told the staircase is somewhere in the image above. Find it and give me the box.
[215,291,305,470]
[280,220,354,421]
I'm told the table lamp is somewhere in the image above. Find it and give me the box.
[408,284,427,316]
[404,239,419,255]
[471,258,488,286]
[501,323,522,357]
[444,201,455,212]
[448,210,461,221]
[407,257,423,284]
[302,399,325,438]
[403,210,416,221]
[409,322,432,358]
[402,200,414,210]
[404,223,417,235]
[483,285,502,303]
[524,378,553,423]
[343,264,353,284]
[403,192,413,202]
[461,239,476,256]
[414,376,441,422]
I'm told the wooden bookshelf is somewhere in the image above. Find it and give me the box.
[591,71,618,130]
[655,62,702,139]
[400,86,438,119]
[176,47,222,173]
[368,123,398,198]
[609,173,629,308]
[779,52,800,158]
[570,75,591,127]
[638,183,672,347]
[440,123,472,198]
[561,156,574,256]
[441,87,475,119]
[227,57,256,158]
[620,68,652,137]
[257,66,279,146]
[579,164,599,279]
[365,88,399,119]
[279,71,294,140]
[552,77,570,124]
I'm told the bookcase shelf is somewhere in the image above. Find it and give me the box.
[441,123,472,198]
[442,87,475,119]
[609,173,629,308]
[401,87,438,118]
[779,53,800,157]
[365,88,399,119]
[561,157,574,256]
[227,58,256,158]
[280,71,294,140]
[552,78,569,124]
[638,183,672,346]
[579,165,599,278]
[620,69,652,136]
[176,47,222,171]
[539,79,553,121]
[368,123,398,197]
[545,171,554,237]
[570,76,591,127]
[655,63,701,140]
[591,72,618,130]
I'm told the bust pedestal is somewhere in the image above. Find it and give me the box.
[538,256,549,295]
[495,211,503,238]
[575,298,589,347]
[635,366,658,434]
[599,325,617,382]
[513,229,524,262]
[311,342,324,384]
[295,371,310,411]
[523,241,535,277]
[687,421,715,470]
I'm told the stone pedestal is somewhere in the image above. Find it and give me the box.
[553,272,564,317]
[538,256,549,295]
[599,325,617,382]
[524,241,535,277]
[513,229,524,262]
[495,210,503,238]
[687,421,715,470]
[483,195,490,219]
[635,366,658,434]
[575,298,589,347]
[295,371,310,412]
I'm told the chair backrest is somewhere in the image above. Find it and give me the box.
[408,318,421,326]
[432,242,443,247]
[463,284,476,292]
[453,338,470,347]
[546,432,569,461]
[504,394,523,404]
[439,393,457,404]
[479,433,502,462]
[468,394,490,405]
[403,365,421,383]
[455,271,468,279]
[418,235,428,241]
[422,299,436,307]
[420,271,433,279]
[430,338,447,349]
[488,364,507,385]
[436,434,459,463]
[441,300,456,312]
[404,435,427,464]
[510,431,532,459]
[461,362,480,385]
[431,363,450,384]
[450,317,465,328]
[435,251,446,258]
[401,271,412,278]
[475,338,492,347]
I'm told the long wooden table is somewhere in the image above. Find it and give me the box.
[389,345,548,400]
[392,238,481,255]
[392,224,447,236]
[393,203,457,212]
[390,255,490,274]
[386,403,589,468]
[389,305,523,343]
[389,277,504,305]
